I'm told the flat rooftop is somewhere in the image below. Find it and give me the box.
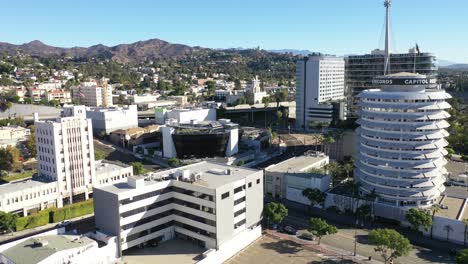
[1,235,94,264]
[97,161,260,194]
[265,154,328,174]
[0,178,51,194]
[95,160,131,175]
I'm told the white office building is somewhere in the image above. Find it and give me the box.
[72,83,113,107]
[86,105,138,135]
[93,161,263,259]
[356,72,451,207]
[296,55,346,129]
[0,160,133,216]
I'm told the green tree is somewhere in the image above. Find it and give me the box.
[342,162,354,180]
[405,208,432,233]
[49,99,60,107]
[0,211,18,233]
[302,188,327,208]
[24,98,33,104]
[356,204,372,222]
[456,249,468,264]
[206,80,216,96]
[0,97,12,112]
[167,158,181,167]
[0,146,22,173]
[325,161,346,186]
[234,79,241,90]
[264,202,288,228]
[94,149,107,160]
[25,125,37,157]
[129,162,146,175]
[308,217,337,245]
[368,228,412,264]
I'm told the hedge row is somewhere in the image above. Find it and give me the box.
[15,199,94,231]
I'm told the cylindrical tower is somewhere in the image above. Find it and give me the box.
[355,72,451,208]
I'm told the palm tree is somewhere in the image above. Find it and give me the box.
[443,224,453,241]
[430,204,441,239]
[463,219,468,246]
[365,189,379,221]
[343,162,354,181]
[311,134,324,151]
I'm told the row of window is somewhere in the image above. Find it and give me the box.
[221,178,261,200]
[2,187,58,206]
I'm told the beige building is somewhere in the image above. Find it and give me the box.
[44,89,72,104]
[0,125,31,148]
[109,125,160,148]
[265,152,329,204]
[72,83,113,107]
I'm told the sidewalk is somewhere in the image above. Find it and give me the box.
[265,229,383,264]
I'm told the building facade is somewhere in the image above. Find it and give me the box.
[346,48,438,117]
[155,108,216,125]
[355,72,451,208]
[34,105,96,202]
[0,160,132,216]
[72,84,113,107]
[295,55,346,129]
[93,161,263,256]
[0,125,30,148]
[265,152,329,204]
[86,105,138,135]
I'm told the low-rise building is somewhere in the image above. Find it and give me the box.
[155,108,216,125]
[93,161,263,257]
[0,160,133,216]
[86,105,138,135]
[71,83,113,107]
[0,233,118,264]
[0,125,31,148]
[109,125,161,148]
[265,152,329,203]
[44,89,72,104]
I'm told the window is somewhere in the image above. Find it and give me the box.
[221,192,230,199]
[256,179,261,184]
[248,182,252,188]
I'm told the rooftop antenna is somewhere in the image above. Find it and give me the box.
[383,0,391,75]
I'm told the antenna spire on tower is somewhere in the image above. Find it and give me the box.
[383,0,391,75]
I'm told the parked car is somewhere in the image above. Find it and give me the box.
[299,232,315,241]
[281,225,298,235]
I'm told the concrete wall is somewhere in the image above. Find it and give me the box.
[325,192,468,245]
[197,226,261,264]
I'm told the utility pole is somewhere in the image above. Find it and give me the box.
[383,0,392,75]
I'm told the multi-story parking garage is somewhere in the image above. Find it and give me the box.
[355,72,451,208]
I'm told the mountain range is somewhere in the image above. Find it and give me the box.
[0,40,466,69]
[0,39,208,64]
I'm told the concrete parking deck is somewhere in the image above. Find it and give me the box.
[437,196,465,219]
[120,239,205,264]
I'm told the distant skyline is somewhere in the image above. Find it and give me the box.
[1,0,467,63]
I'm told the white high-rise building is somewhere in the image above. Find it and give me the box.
[34,105,96,202]
[295,55,346,129]
[355,72,451,208]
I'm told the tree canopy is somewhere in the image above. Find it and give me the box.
[456,249,468,264]
[0,211,18,233]
[0,146,22,173]
[302,188,327,207]
[264,202,288,226]
[368,228,412,264]
[129,162,146,175]
[308,217,337,244]
[405,208,432,232]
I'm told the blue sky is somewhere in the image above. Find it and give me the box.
[1,0,467,63]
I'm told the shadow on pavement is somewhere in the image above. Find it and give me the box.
[261,239,303,254]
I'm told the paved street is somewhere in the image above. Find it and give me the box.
[283,213,456,264]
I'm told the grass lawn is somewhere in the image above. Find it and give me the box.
[1,170,37,182]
